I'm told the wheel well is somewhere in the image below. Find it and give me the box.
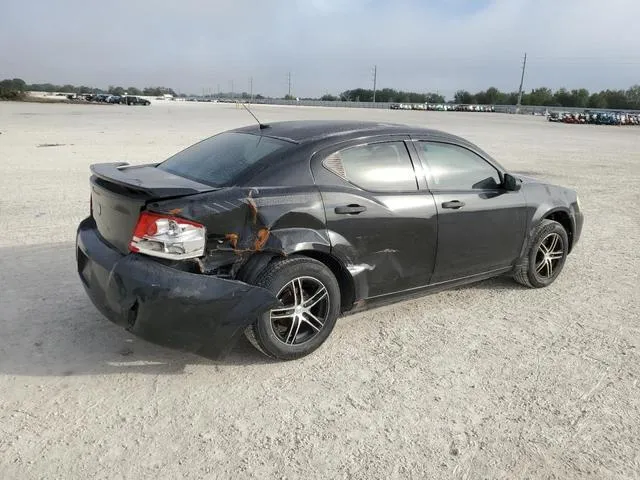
[294,250,355,313]
[543,210,574,252]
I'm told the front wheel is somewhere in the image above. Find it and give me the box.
[513,219,569,288]
[245,257,341,360]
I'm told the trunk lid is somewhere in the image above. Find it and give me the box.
[90,162,217,253]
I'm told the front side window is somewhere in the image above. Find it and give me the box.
[323,141,417,192]
[415,142,501,190]
[157,132,291,187]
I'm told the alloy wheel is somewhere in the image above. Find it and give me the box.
[534,232,564,279]
[269,276,330,345]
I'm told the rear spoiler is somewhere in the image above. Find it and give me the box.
[90,162,218,197]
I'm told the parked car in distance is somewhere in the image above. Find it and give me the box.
[76,120,583,361]
[123,95,151,106]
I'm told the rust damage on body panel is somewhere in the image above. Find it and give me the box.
[156,187,329,279]
[220,191,273,255]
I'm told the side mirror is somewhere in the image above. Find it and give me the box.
[503,173,521,191]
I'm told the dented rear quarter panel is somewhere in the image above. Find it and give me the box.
[149,185,332,269]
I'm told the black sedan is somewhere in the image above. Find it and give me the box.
[76,120,583,360]
[123,95,151,106]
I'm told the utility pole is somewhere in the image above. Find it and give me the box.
[231,80,234,100]
[372,65,377,103]
[249,77,253,102]
[287,72,292,98]
[516,52,527,112]
[217,84,220,98]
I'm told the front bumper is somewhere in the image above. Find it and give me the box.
[76,217,278,359]
[571,210,584,251]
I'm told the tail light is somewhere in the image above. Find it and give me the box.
[129,211,206,260]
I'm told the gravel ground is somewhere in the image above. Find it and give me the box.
[0,101,639,479]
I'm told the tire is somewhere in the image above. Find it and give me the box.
[513,219,569,288]
[244,256,341,360]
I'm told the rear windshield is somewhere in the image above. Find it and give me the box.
[157,132,290,187]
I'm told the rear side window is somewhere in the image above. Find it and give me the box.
[157,133,290,187]
[415,142,501,190]
[323,141,417,192]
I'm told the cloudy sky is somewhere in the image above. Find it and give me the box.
[2,0,638,99]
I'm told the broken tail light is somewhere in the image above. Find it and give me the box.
[129,211,206,260]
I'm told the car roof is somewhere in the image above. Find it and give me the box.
[230,120,470,146]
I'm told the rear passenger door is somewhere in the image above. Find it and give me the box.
[312,137,438,299]
[412,140,527,283]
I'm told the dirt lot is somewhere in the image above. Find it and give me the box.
[1,101,639,479]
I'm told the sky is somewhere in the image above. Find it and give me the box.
[2,0,639,99]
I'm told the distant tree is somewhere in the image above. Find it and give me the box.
[28,83,56,92]
[572,88,590,108]
[127,87,142,95]
[587,92,607,109]
[625,85,640,110]
[143,87,176,97]
[284,94,295,100]
[11,78,27,91]
[0,78,27,99]
[601,89,629,109]
[474,87,501,105]
[108,85,125,95]
[425,93,445,103]
[525,87,554,106]
[321,94,338,101]
[454,90,475,104]
[376,88,396,102]
[553,88,574,107]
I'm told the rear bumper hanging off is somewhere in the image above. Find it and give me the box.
[76,217,279,359]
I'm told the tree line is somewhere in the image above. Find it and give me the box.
[452,86,640,110]
[3,77,640,110]
[0,78,178,99]
[326,85,640,110]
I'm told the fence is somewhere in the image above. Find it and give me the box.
[231,98,640,115]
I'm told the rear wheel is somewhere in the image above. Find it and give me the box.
[513,219,569,288]
[245,257,341,360]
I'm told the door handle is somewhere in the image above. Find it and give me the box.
[335,204,367,215]
[442,200,465,209]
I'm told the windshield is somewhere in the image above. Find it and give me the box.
[157,132,291,187]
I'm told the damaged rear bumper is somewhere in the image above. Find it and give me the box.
[76,217,279,359]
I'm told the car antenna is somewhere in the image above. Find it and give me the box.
[241,102,270,129]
